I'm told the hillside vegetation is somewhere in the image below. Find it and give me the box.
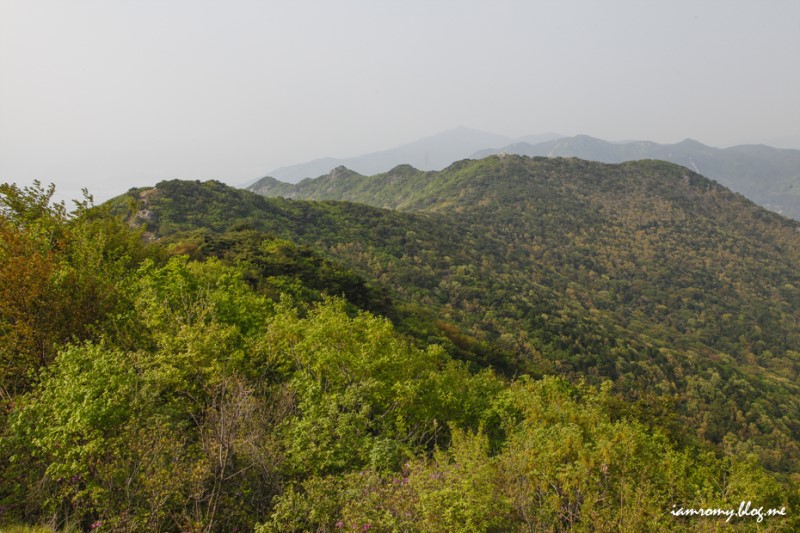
[470,135,800,219]
[3,155,800,530]
[255,133,800,219]
[247,155,800,473]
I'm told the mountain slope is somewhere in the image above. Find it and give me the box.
[7,182,795,529]
[247,156,800,470]
[249,155,800,367]
[472,135,800,219]
[123,156,800,473]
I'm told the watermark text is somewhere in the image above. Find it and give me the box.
[671,501,786,523]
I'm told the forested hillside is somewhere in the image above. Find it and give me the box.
[3,160,800,531]
[469,136,800,219]
[253,133,800,220]
[249,156,800,473]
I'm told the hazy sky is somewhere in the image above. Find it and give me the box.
[2,0,799,203]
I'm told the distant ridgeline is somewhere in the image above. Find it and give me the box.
[474,136,800,221]
[123,155,800,474]
[259,134,800,220]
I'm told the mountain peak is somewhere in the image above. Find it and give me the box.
[386,163,421,174]
[327,166,360,179]
[675,138,706,147]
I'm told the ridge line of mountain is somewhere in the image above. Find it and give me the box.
[253,134,800,220]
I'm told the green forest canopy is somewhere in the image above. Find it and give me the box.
[2,162,800,531]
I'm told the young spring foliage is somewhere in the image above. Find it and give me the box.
[121,158,800,475]
[2,179,799,531]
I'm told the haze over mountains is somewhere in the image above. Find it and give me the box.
[258,128,800,220]
[261,127,562,182]
[5,0,800,527]
[475,135,800,219]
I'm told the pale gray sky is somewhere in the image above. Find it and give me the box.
[1,0,799,203]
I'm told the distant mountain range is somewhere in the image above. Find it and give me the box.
[255,130,800,220]
[261,127,562,182]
